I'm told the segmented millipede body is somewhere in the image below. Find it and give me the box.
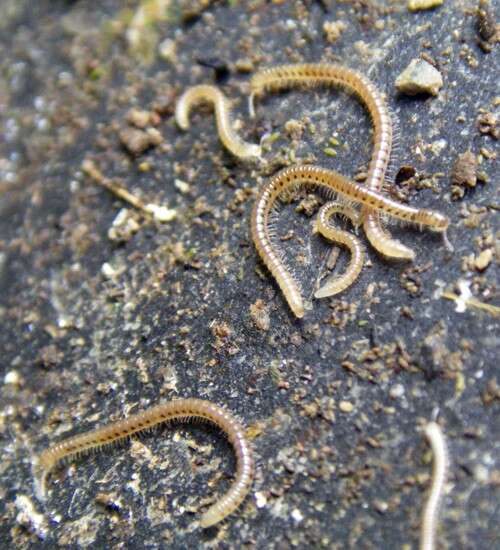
[250,63,416,260]
[420,421,448,550]
[314,202,364,299]
[251,164,449,317]
[176,84,261,161]
[34,398,254,528]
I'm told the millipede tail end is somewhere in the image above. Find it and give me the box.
[248,94,256,119]
[32,457,49,503]
[442,230,454,254]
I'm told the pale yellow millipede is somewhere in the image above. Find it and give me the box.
[250,63,417,260]
[34,398,254,528]
[314,202,364,299]
[176,84,261,161]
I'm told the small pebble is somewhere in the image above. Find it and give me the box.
[4,370,21,385]
[451,151,477,188]
[477,0,497,42]
[249,299,271,331]
[474,249,493,271]
[126,108,151,129]
[373,499,389,514]
[158,38,176,63]
[395,58,443,96]
[408,0,443,12]
[234,58,254,73]
[101,262,117,278]
[389,384,405,399]
[119,127,153,155]
[144,204,177,223]
[174,179,190,194]
[108,210,141,242]
[255,491,267,508]
[323,21,347,44]
[339,400,354,413]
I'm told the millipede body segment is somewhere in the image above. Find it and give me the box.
[420,421,448,550]
[176,84,261,161]
[250,63,416,260]
[34,398,254,528]
[314,202,364,299]
[251,165,449,317]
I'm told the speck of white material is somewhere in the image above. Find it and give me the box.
[285,19,297,30]
[158,38,176,62]
[291,508,304,523]
[34,96,45,110]
[474,464,489,483]
[15,495,48,539]
[5,118,19,141]
[144,204,177,222]
[483,452,494,466]
[174,179,190,194]
[101,262,118,278]
[431,139,447,155]
[455,280,472,312]
[432,279,445,299]
[35,117,50,131]
[58,71,73,86]
[126,474,141,494]
[389,384,405,399]
[255,491,267,508]
[112,208,130,227]
[4,371,20,385]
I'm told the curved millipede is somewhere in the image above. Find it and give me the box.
[251,165,449,317]
[176,84,261,161]
[34,398,254,528]
[314,202,364,299]
[250,63,416,260]
[420,421,448,550]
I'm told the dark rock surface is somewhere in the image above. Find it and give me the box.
[0,1,498,548]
